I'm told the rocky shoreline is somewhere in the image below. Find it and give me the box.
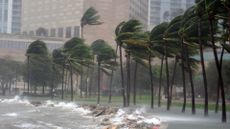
[29,101,163,129]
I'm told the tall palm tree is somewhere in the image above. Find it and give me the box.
[115,19,142,107]
[108,45,118,103]
[64,37,93,101]
[91,39,116,104]
[151,22,177,110]
[194,0,209,116]
[81,7,102,38]
[205,0,227,122]
[151,22,168,109]
[164,15,186,112]
[52,48,66,99]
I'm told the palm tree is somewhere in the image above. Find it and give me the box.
[63,37,93,101]
[194,0,210,116]
[81,7,102,38]
[108,45,118,103]
[115,19,142,107]
[205,0,227,122]
[164,15,186,112]
[121,31,154,108]
[151,22,178,110]
[91,39,116,104]
[52,48,66,99]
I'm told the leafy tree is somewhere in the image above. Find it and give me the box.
[26,40,50,94]
[0,58,21,95]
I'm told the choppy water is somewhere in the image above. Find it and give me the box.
[0,96,99,129]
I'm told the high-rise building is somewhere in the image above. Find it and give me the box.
[21,0,150,47]
[129,0,150,30]
[149,0,195,30]
[0,33,64,61]
[83,0,150,46]
[0,0,22,34]
[21,0,83,38]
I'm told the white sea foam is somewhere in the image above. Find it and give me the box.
[1,96,30,105]
[14,123,41,129]
[2,112,18,117]
[111,108,161,126]
[42,100,91,115]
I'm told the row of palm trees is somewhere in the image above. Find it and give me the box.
[113,0,229,123]
[25,0,229,123]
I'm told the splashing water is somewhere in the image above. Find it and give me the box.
[0,96,30,105]
[2,112,18,117]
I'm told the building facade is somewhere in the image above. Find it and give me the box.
[21,0,150,46]
[0,0,22,34]
[129,0,150,30]
[0,34,64,61]
[21,0,83,39]
[149,0,195,30]
[83,0,150,46]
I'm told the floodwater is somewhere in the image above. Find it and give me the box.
[1,96,230,129]
[0,96,99,129]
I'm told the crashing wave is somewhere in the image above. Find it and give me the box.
[0,96,30,105]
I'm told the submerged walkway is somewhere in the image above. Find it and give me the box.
[144,106,230,129]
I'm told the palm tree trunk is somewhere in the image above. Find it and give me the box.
[126,51,131,106]
[61,64,65,100]
[215,47,224,113]
[81,25,84,39]
[85,66,89,97]
[133,61,138,105]
[208,17,226,122]
[119,45,126,107]
[69,62,74,101]
[42,82,45,95]
[51,64,54,99]
[89,67,94,97]
[97,62,101,104]
[80,74,83,97]
[27,56,30,93]
[109,45,118,103]
[169,56,178,109]
[198,17,208,116]
[165,54,170,111]
[109,69,114,103]
[185,46,196,114]
[23,81,25,93]
[158,56,164,107]
[180,38,187,113]
[149,55,154,109]
[64,69,68,96]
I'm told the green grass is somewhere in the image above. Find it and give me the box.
[3,94,229,112]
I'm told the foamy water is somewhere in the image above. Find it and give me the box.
[0,96,98,129]
[2,112,18,117]
[0,96,31,105]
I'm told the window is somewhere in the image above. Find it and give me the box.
[29,31,34,35]
[50,28,56,37]
[65,27,72,38]
[74,26,80,37]
[58,28,63,37]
